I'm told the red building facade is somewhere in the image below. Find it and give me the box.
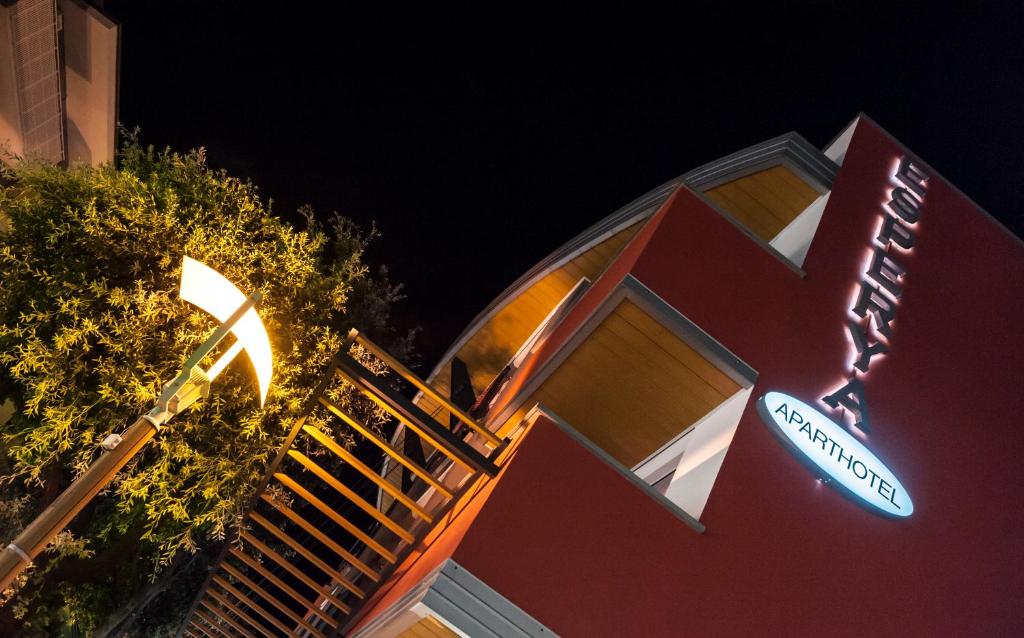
[180,115,1023,638]
[351,115,1024,637]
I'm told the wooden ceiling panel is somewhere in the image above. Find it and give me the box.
[773,164,822,199]
[703,164,819,243]
[614,301,740,398]
[418,221,645,405]
[517,300,740,468]
[398,615,462,638]
[594,314,726,417]
[749,167,814,212]
[703,186,781,241]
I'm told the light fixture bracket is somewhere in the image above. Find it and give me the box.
[150,289,261,427]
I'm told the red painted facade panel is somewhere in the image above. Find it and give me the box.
[451,416,711,637]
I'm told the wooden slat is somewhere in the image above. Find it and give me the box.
[496,403,531,440]
[496,286,555,324]
[342,357,500,474]
[319,397,453,499]
[190,619,228,638]
[192,608,235,638]
[551,323,695,425]
[352,333,502,448]
[287,449,415,543]
[274,472,399,563]
[411,221,648,419]
[193,622,225,638]
[571,251,606,279]
[183,624,204,638]
[250,509,371,593]
[588,226,636,260]
[716,177,786,237]
[771,164,821,199]
[573,240,609,265]
[591,314,719,405]
[533,362,664,466]
[414,395,445,423]
[219,563,332,637]
[431,220,645,398]
[560,261,588,284]
[526,278,568,306]
[199,597,263,638]
[732,173,802,222]
[212,576,298,638]
[615,301,741,396]
[399,615,463,638]
[303,425,434,522]
[239,531,353,611]
[260,495,381,581]
[706,182,785,240]
[333,365,477,473]
[749,167,812,212]
[521,298,743,467]
[703,186,779,241]
[422,615,463,637]
[513,291,565,327]
[413,616,445,638]
[599,311,733,407]
[538,268,578,295]
[402,621,430,638]
[229,547,348,621]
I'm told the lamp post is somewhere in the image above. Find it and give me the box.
[0,257,274,593]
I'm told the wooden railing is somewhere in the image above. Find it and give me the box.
[179,330,507,638]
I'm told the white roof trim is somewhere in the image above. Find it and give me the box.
[349,559,558,638]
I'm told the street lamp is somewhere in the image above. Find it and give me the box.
[0,257,274,593]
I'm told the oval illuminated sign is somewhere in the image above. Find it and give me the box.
[756,391,913,518]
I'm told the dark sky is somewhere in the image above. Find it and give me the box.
[103,2,1024,369]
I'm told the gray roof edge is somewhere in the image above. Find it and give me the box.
[425,130,842,384]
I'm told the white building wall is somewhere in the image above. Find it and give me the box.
[0,0,118,166]
[61,0,119,166]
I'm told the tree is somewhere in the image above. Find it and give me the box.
[0,135,409,636]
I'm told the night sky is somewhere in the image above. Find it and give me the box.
[103,2,1023,369]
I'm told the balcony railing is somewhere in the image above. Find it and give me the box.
[179,330,509,638]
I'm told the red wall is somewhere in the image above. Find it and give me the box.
[447,119,1024,636]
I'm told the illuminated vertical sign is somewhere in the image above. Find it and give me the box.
[758,156,927,518]
[822,157,929,433]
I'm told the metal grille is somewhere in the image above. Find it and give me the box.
[9,0,64,163]
[180,331,508,638]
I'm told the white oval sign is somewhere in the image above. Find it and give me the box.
[757,391,913,518]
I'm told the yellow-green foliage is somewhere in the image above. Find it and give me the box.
[0,136,405,633]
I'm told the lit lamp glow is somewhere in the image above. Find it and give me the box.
[0,257,274,594]
[180,256,272,405]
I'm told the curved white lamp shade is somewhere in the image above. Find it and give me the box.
[180,256,273,406]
